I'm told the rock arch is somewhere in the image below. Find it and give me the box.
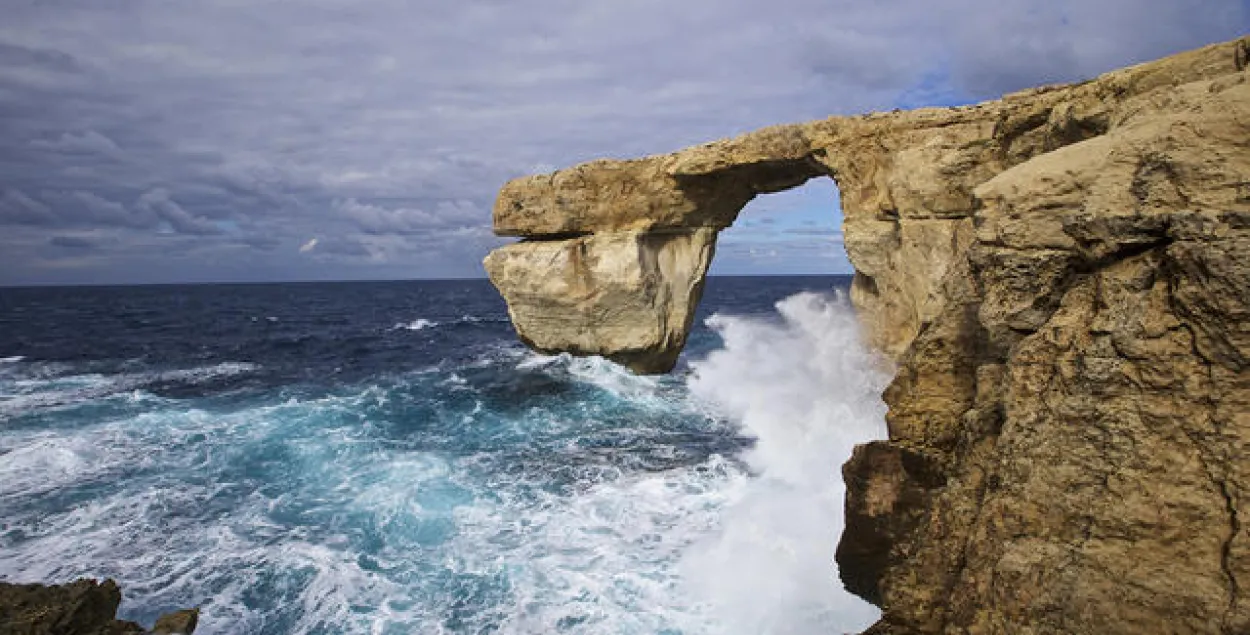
[483,106,990,373]
[484,131,834,373]
[484,38,1250,634]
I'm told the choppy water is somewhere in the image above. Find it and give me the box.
[0,277,889,634]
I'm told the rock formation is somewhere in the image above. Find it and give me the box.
[485,36,1250,633]
[0,578,198,634]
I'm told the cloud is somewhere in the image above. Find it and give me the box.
[0,0,1245,283]
[334,198,481,235]
[136,188,222,235]
[314,236,372,258]
[30,130,123,158]
[48,235,96,249]
[0,41,82,75]
[299,237,318,253]
[0,188,55,225]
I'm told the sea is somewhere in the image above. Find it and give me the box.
[0,276,890,635]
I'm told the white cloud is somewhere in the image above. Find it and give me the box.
[299,237,318,253]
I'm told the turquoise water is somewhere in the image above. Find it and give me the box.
[0,277,887,634]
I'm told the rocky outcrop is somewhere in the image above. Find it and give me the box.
[0,579,198,635]
[485,36,1250,633]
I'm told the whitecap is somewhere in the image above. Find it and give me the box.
[393,318,438,331]
[565,355,666,403]
[513,351,566,371]
[0,362,258,418]
[0,356,25,364]
[157,361,259,384]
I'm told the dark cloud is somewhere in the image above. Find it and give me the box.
[301,235,372,258]
[943,0,1250,97]
[336,198,482,235]
[0,0,1244,284]
[48,235,96,250]
[0,42,82,75]
[0,188,55,225]
[137,189,222,236]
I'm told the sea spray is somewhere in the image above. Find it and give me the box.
[682,291,891,633]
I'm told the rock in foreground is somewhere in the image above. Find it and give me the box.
[0,579,198,635]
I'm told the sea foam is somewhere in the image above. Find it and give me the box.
[681,291,890,633]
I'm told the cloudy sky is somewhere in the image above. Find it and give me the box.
[1,1,1246,285]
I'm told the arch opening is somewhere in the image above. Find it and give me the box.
[710,176,849,277]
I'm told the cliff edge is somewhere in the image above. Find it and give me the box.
[484,37,1250,633]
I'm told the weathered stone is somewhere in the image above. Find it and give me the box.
[151,609,198,635]
[0,578,197,635]
[485,36,1250,634]
[484,228,716,373]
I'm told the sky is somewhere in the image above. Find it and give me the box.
[1,1,1246,285]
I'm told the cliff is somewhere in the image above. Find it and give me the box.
[483,36,1250,634]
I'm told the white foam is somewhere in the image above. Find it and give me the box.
[513,351,566,371]
[680,291,891,633]
[444,454,744,634]
[564,356,664,403]
[0,356,24,364]
[0,436,102,498]
[0,362,257,418]
[157,361,258,383]
[394,318,439,331]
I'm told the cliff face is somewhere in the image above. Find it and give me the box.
[484,37,1250,633]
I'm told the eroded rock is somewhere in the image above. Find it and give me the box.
[483,228,716,373]
[0,579,198,635]
[485,36,1250,634]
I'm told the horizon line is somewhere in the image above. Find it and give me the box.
[0,272,855,290]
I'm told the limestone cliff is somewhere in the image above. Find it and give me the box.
[484,37,1250,633]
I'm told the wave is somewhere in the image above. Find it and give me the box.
[680,291,890,633]
[0,361,259,418]
[0,379,738,633]
[393,315,510,333]
[0,356,25,364]
[455,314,509,325]
[393,318,439,331]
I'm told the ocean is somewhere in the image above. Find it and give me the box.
[0,276,889,634]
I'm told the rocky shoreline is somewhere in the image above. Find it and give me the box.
[0,579,197,635]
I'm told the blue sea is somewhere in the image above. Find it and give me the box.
[0,276,889,634]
